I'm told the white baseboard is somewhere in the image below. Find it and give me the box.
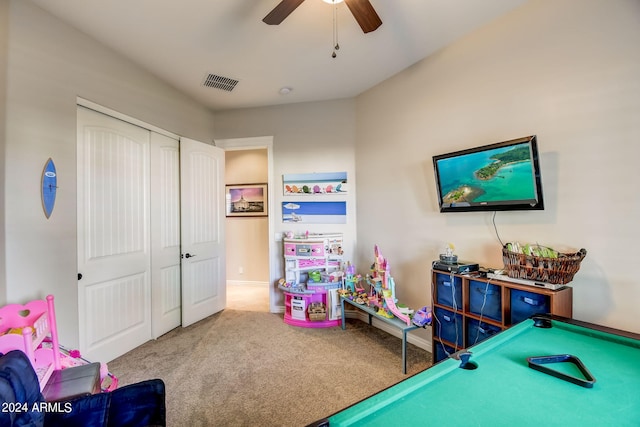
[273,305,432,353]
[345,310,432,353]
[227,280,269,287]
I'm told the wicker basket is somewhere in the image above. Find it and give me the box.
[308,303,327,321]
[502,245,587,285]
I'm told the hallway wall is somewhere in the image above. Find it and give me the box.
[225,149,269,285]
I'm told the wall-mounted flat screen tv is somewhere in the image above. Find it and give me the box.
[432,135,544,212]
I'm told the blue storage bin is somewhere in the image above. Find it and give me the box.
[511,289,550,324]
[466,318,502,347]
[469,280,502,321]
[434,341,456,363]
[434,307,463,347]
[435,273,462,309]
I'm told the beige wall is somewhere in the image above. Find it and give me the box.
[0,0,8,303]
[354,0,640,333]
[4,0,638,355]
[214,99,358,306]
[4,0,216,346]
[225,149,269,283]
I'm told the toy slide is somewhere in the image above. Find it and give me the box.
[383,294,411,326]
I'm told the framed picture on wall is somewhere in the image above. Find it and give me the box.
[226,184,268,217]
[283,172,347,195]
[282,201,346,224]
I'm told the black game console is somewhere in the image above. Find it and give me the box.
[432,260,479,274]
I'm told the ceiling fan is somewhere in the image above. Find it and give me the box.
[263,0,382,33]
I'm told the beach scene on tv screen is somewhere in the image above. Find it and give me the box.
[437,143,536,205]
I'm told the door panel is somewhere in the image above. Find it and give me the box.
[180,138,226,327]
[150,133,181,338]
[77,107,152,362]
[85,273,148,348]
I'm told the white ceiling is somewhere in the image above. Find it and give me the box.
[31,0,527,112]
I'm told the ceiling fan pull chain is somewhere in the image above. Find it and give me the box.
[332,1,340,58]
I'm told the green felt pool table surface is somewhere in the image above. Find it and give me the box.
[314,317,640,426]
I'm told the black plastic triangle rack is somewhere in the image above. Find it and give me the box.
[527,354,596,388]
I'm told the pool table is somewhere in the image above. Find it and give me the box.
[310,316,640,426]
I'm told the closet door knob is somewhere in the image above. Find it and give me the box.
[184,253,196,259]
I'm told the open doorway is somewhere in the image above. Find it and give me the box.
[217,137,275,313]
[227,284,269,312]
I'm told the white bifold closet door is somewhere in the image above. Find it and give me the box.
[150,133,182,339]
[77,107,225,362]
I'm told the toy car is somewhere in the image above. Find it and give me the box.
[412,306,432,327]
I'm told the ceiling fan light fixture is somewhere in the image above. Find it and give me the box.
[263,0,381,33]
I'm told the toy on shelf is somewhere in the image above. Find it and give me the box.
[397,303,414,316]
[339,245,414,326]
[412,306,433,328]
[343,262,364,294]
[368,245,412,325]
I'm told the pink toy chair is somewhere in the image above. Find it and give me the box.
[0,295,62,389]
[0,295,112,402]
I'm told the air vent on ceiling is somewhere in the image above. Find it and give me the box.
[202,73,239,92]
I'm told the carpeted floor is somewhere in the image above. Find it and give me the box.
[226,283,270,313]
[108,291,432,426]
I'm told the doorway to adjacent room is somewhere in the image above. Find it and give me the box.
[217,137,275,313]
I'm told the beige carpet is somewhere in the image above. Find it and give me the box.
[108,289,432,427]
[226,283,270,312]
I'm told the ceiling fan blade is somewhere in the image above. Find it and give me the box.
[263,0,306,25]
[344,0,382,33]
